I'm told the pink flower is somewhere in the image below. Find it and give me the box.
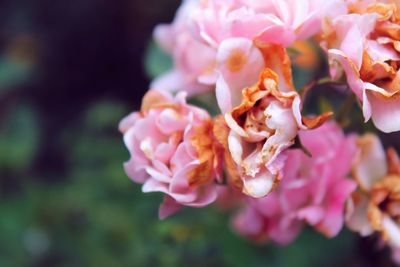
[152,0,341,97]
[119,90,222,219]
[152,0,216,95]
[323,2,400,132]
[346,134,400,249]
[215,66,331,198]
[194,0,334,48]
[232,122,357,244]
[252,0,333,47]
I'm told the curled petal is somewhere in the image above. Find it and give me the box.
[353,134,388,191]
[346,192,375,236]
[364,81,400,133]
[243,170,282,199]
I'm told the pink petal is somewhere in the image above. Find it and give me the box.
[316,179,357,237]
[297,206,325,225]
[159,196,182,219]
[365,83,400,133]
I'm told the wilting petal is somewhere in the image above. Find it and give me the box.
[262,101,298,169]
[242,170,279,198]
[216,37,265,113]
[353,134,388,191]
[346,192,374,236]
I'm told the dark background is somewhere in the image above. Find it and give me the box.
[0,1,397,266]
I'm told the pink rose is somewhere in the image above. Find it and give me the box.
[253,0,332,47]
[233,122,357,244]
[215,66,332,198]
[323,3,400,132]
[152,0,341,97]
[152,0,216,95]
[194,0,333,48]
[119,90,222,219]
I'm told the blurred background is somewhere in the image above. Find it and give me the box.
[0,1,397,266]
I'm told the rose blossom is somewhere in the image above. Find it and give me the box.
[233,122,357,244]
[153,0,340,97]
[194,0,334,48]
[119,90,222,219]
[346,134,400,250]
[152,0,216,95]
[214,63,332,199]
[323,1,400,132]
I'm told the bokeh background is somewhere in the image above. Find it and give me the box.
[0,1,398,266]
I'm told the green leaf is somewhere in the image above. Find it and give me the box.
[0,104,39,170]
[0,56,33,95]
[144,42,173,79]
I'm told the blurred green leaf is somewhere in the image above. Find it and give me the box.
[0,56,32,94]
[0,104,39,170]
[144,42,173,79]
[84,101,127,130]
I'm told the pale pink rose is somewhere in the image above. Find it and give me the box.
[323,3,400,132]
[191,1,273,47]
[346,134,400,249]
[232,122,357,244]
[194,0,337,48]
[152,0,216,95]
[119,90,222,219]
[253,0,335,47]
[215,67,332,199]
[152,0,342,97]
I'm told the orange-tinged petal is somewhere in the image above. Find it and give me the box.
[257,44,295,93]
[302,112,333,129]
[353,134,388,191]
[213,115,243,189]
[141,90,178,114]
[188,119,216,187]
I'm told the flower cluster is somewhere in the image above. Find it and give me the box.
[120,0,400,264]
